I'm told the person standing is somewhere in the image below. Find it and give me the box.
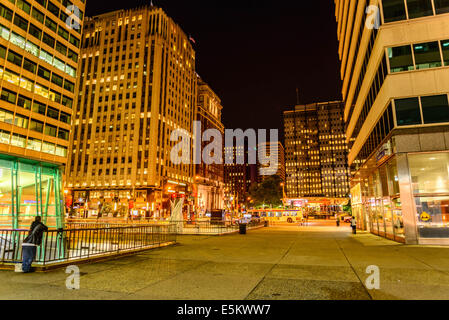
[351,216,357,234]
[21,216,48,273]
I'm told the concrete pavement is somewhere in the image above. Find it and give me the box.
[1,224,449,300]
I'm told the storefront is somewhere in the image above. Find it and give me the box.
[0,155,64,229]
[351,141,449,244]
[351,153,406,243]
[408,152,449,242]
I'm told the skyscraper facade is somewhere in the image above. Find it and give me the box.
[335,0,449,244]
[66,5,196,219]
[284,101,350,199]
[194,76,225,216]
[224,144,258,211]
[0,0,85,228]
[257,141,285,184]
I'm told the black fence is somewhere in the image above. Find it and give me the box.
[65,219,266,235]
[0,224,176,265]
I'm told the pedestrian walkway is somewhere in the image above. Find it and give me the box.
[1,225,449,300]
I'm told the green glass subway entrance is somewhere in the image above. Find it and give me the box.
[0,155,64,230]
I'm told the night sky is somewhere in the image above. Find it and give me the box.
[85,0,342,133]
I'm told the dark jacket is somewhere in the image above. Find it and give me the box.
[23,221,48,246]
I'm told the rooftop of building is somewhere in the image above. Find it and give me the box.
[283,100,344,115]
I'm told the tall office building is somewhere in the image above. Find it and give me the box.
[67,5,196,218]
[0,0,85,228]
[257,141,286,184]
[335,0,449,244]
[194,76,225,216]
[224,144,258,209]
[284,101,350,199]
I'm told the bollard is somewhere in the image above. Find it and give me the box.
[239,223,247,235]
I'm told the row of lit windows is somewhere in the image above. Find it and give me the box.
[0,2,79,64]
[0,23,76,78]
[0,104,69,140]
[388,40,449,73]
[0,67,72,105]
[350,54,388,149]
[382,0,449,23]
[352,104,395,174]
[1,88,71,123]
[0,45,75,93]
[0,128,67,156]
[1,0,81,47]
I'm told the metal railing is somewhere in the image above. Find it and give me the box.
[168,220,239,235]
[65,218,267,235]
[0,224,176,266]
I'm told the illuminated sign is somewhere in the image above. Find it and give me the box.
[420,212,431,222]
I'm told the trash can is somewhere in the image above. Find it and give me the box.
[239,223,247,235]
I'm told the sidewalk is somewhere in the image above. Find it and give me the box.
[1,225,449,300]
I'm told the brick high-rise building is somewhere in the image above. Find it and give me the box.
[224,143,258,210]
[0,0,85,228]
[67,5,196,218]
[284,101,350,199]
[194,76,225,216]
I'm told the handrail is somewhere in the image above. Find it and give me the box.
[0,224,177,265]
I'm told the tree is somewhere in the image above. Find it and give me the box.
[343,199,352,215]
[249,175,283,208]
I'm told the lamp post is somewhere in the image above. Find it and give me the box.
[280,182,286,209]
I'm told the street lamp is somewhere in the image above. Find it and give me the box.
[280,183,286,208]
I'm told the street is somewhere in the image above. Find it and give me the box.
[1,223,449,300]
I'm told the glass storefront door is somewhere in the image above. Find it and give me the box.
[383,197,394,239]
[0,160,12,228]
[0,156,63,229]
[409,152,449,239]
[369,199,379,235]
[392,198,405,241]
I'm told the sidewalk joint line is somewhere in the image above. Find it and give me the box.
[334,236,373,300]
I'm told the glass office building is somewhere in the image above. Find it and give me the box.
[0,0,85,228]
[335,0,449,244]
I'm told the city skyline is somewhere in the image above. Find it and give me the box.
[3,0,449,304]
[84,0,342,132]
